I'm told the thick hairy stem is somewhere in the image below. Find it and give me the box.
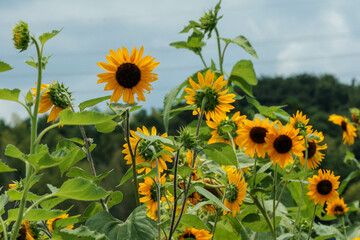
[168,150,180,240]
[272,164,278,238]
[214,28,223,75]
[155,158,161,240]
[307,205,317,240]
[252,195,275,239]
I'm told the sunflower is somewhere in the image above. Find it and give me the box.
[264,122,305,168]
[122,126,173,174]
[326,197,349,217]
[307,169,340,206]
[184,70,235,121]
[139,175,166,221]
[223,167,247,217]
[47,213,74,231]
[179,227,213,240]
[300,130,327,170]
[18,221,34,240]
[97,46,159,104]
[31,81,72,123]
[329,114,357,146]
[206,111,246,146]
[290,110,312,134]
[237,117,273,158]
[185,150,199,180]
[353,237,360,240]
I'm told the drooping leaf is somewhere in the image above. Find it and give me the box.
[338,170,360,195]
[79,95,111,111]
[57,141,87,175]
[39,29,62,45]
[179,214,210,230]
[0,159,16,172]
[41,197,66,210]
[7,209,65,222]
[84,202,103,218]
[0,88,20,102]
[59,110,114,125]
[194,186,230,211]
[52,225,109,240]
[106,191,123,209]
[203,142,237,166]
[180,20,200,33]
[66,167,113,185]
[108,102,136,116]
[7,190,43,201]
[0,61,13,72]
[86,206,157,240]
[229,60,257,87]
[53,215,83,231]
[222,36,259,59]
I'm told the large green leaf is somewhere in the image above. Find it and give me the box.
[246,97,289,121]
[214,221,241,240]
[7,209,65,222]
[0,158,16,172]
[66,167,113,185]
[59,110,114,125]
[135,131,175,148]
[222,36,259,59]
[338,170,360,195]
[54,178,109,201]
[39,29,62,45]
[86,206,157,240]
[7,190,42,201]
[95,120,118,133]
[106,191,123,209]
[229,60,257,86]
[203,142,237,166]
[79,95,111,111]
[194,186,230,211]
[0,194,9,211]
[179,214,210,230]
[108,102,137,116]
[57,141,87,175]
[170,30,205,54]
[0,88,20,102]
[52,226,109,240]
[0,61,13,72]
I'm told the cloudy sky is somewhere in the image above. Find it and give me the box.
[0,0,359,123]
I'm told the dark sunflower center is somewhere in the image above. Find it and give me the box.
[316,180,332,195]
[138,140,163,161]
[303,141,317,159]
[249,127,267,144]
[150,183,157,201]
[18,225,27,240]
[217,119,237,140]
[194,87,220,112]
[116,63,141,88]
[273,135,292,153]
[225,183,238,203]
[334,206,344,213]
[341,120,347,132]
[183,232,196,239]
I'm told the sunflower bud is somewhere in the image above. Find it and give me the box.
[294,121,308,136]
[178,127,198,150]
[350,108,360,124]
[48,82,72,109]
[12,21,30,52]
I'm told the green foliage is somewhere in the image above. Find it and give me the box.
[0,61,13,72]
[59,110,115,125]
[38,29,62,46]
[203,142,237,165]
[222,35,259,59]
[0,88,20,102]
[52,226,109,240]
[0,159,16,172]
[79,95,111,111]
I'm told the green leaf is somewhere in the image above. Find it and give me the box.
[0,193,9,210]
[232,77,253,97]
[203,142,237,166]
[338,170,360,195]
[39,29,62,45]
[282,171,314,181]
[229,60,257,86]
[108,102,136,116]
[242,213,281,232]
[117,163,152,187]
[0,158,16,172]
[57,141,87,175]
[106,191,123,209]
[223,36,259,59]
[163,80,188,132]
[135,131,174,146]
[55,178,109,201]
[53,215,83,231]
[176,165,195,179]
[95,120,118,133]
[79,95,111,111]
[52,226,109,240]
[246,97,290,120]
[41,197,66,210]
[180,20,200,33]
[86,207,157,240]
[84,202,103,218]
[0,61,13,72]
[179,214,210,230]
[214,221,241,240]
[0,88,20,102]
[59,110,114,125]
[194,186,230,211]
[7,190,42,201]
[170,30,205,54]
[7,209,65,222]
[66,167,113,185]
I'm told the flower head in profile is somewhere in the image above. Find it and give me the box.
[18,221,36,240]
[300,130,327,170]
[264,122,305,168]
[329,114,357,145]
[47,213,74,231]
[122,126,173,174]
[290,110,312,135]
[13,21,30,52]
[139,175,166,221]
[307,169,340,206]
[206,111,246,146]
[223,167,247,217]
[179,227,213,240]
[237,117,272,158]
[326,197,348,217]
[97,46,159,104]
[184,70,235,121]
[31,81,72,123]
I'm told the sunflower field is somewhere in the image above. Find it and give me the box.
[1,1,360,240]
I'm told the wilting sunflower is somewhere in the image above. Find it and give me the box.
[97,46,159,104]
[307,169,340,206]
[264,122,305,168]
[238,117,272,158]
[300,130,327,170]
[122,126,173,174]
[179,227,213,240]
[139,175,166,220]
[206,111,246,146]
[184,70,235,121]
[31,81,72,123]
[326,197,348,217]
[329,114,357,146]
[47,213,74,231]
[290,110,312,134]
[223,167,247,217]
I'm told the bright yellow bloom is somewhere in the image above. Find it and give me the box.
[307,169,340,206]
[237,117,273,158]
[122,126,173,174]
[326,197,348,216]
[179,227,213,240]
[290,110,312,134]
[264,122,305,168]
[206,111,246,146]
[97,46,159,104]
[184,70,235,121]
[300,129,327,170]
[47,213,74,231]
[19,221,34,240]
[329,114,357,145]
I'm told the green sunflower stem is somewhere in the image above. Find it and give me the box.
[211,194,225,240]
[307,204,317,240]
[272,163,278,237]
[214,27,223,75]
[168,150,180,240]
[342,216,347,239]
[155,157,161,240]
[274,161,296,211]
[35,123,61,145]
[292,136,309,234]
[252,195,276,239]
[0,216,8,240]
[10,37,42,240]
[253,156,258,188]
[125,109,140,207]
[199,51,208,69]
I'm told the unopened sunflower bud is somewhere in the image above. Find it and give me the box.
[178,127,198,150]
[48,82,72,109]
[12,21,30,52]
